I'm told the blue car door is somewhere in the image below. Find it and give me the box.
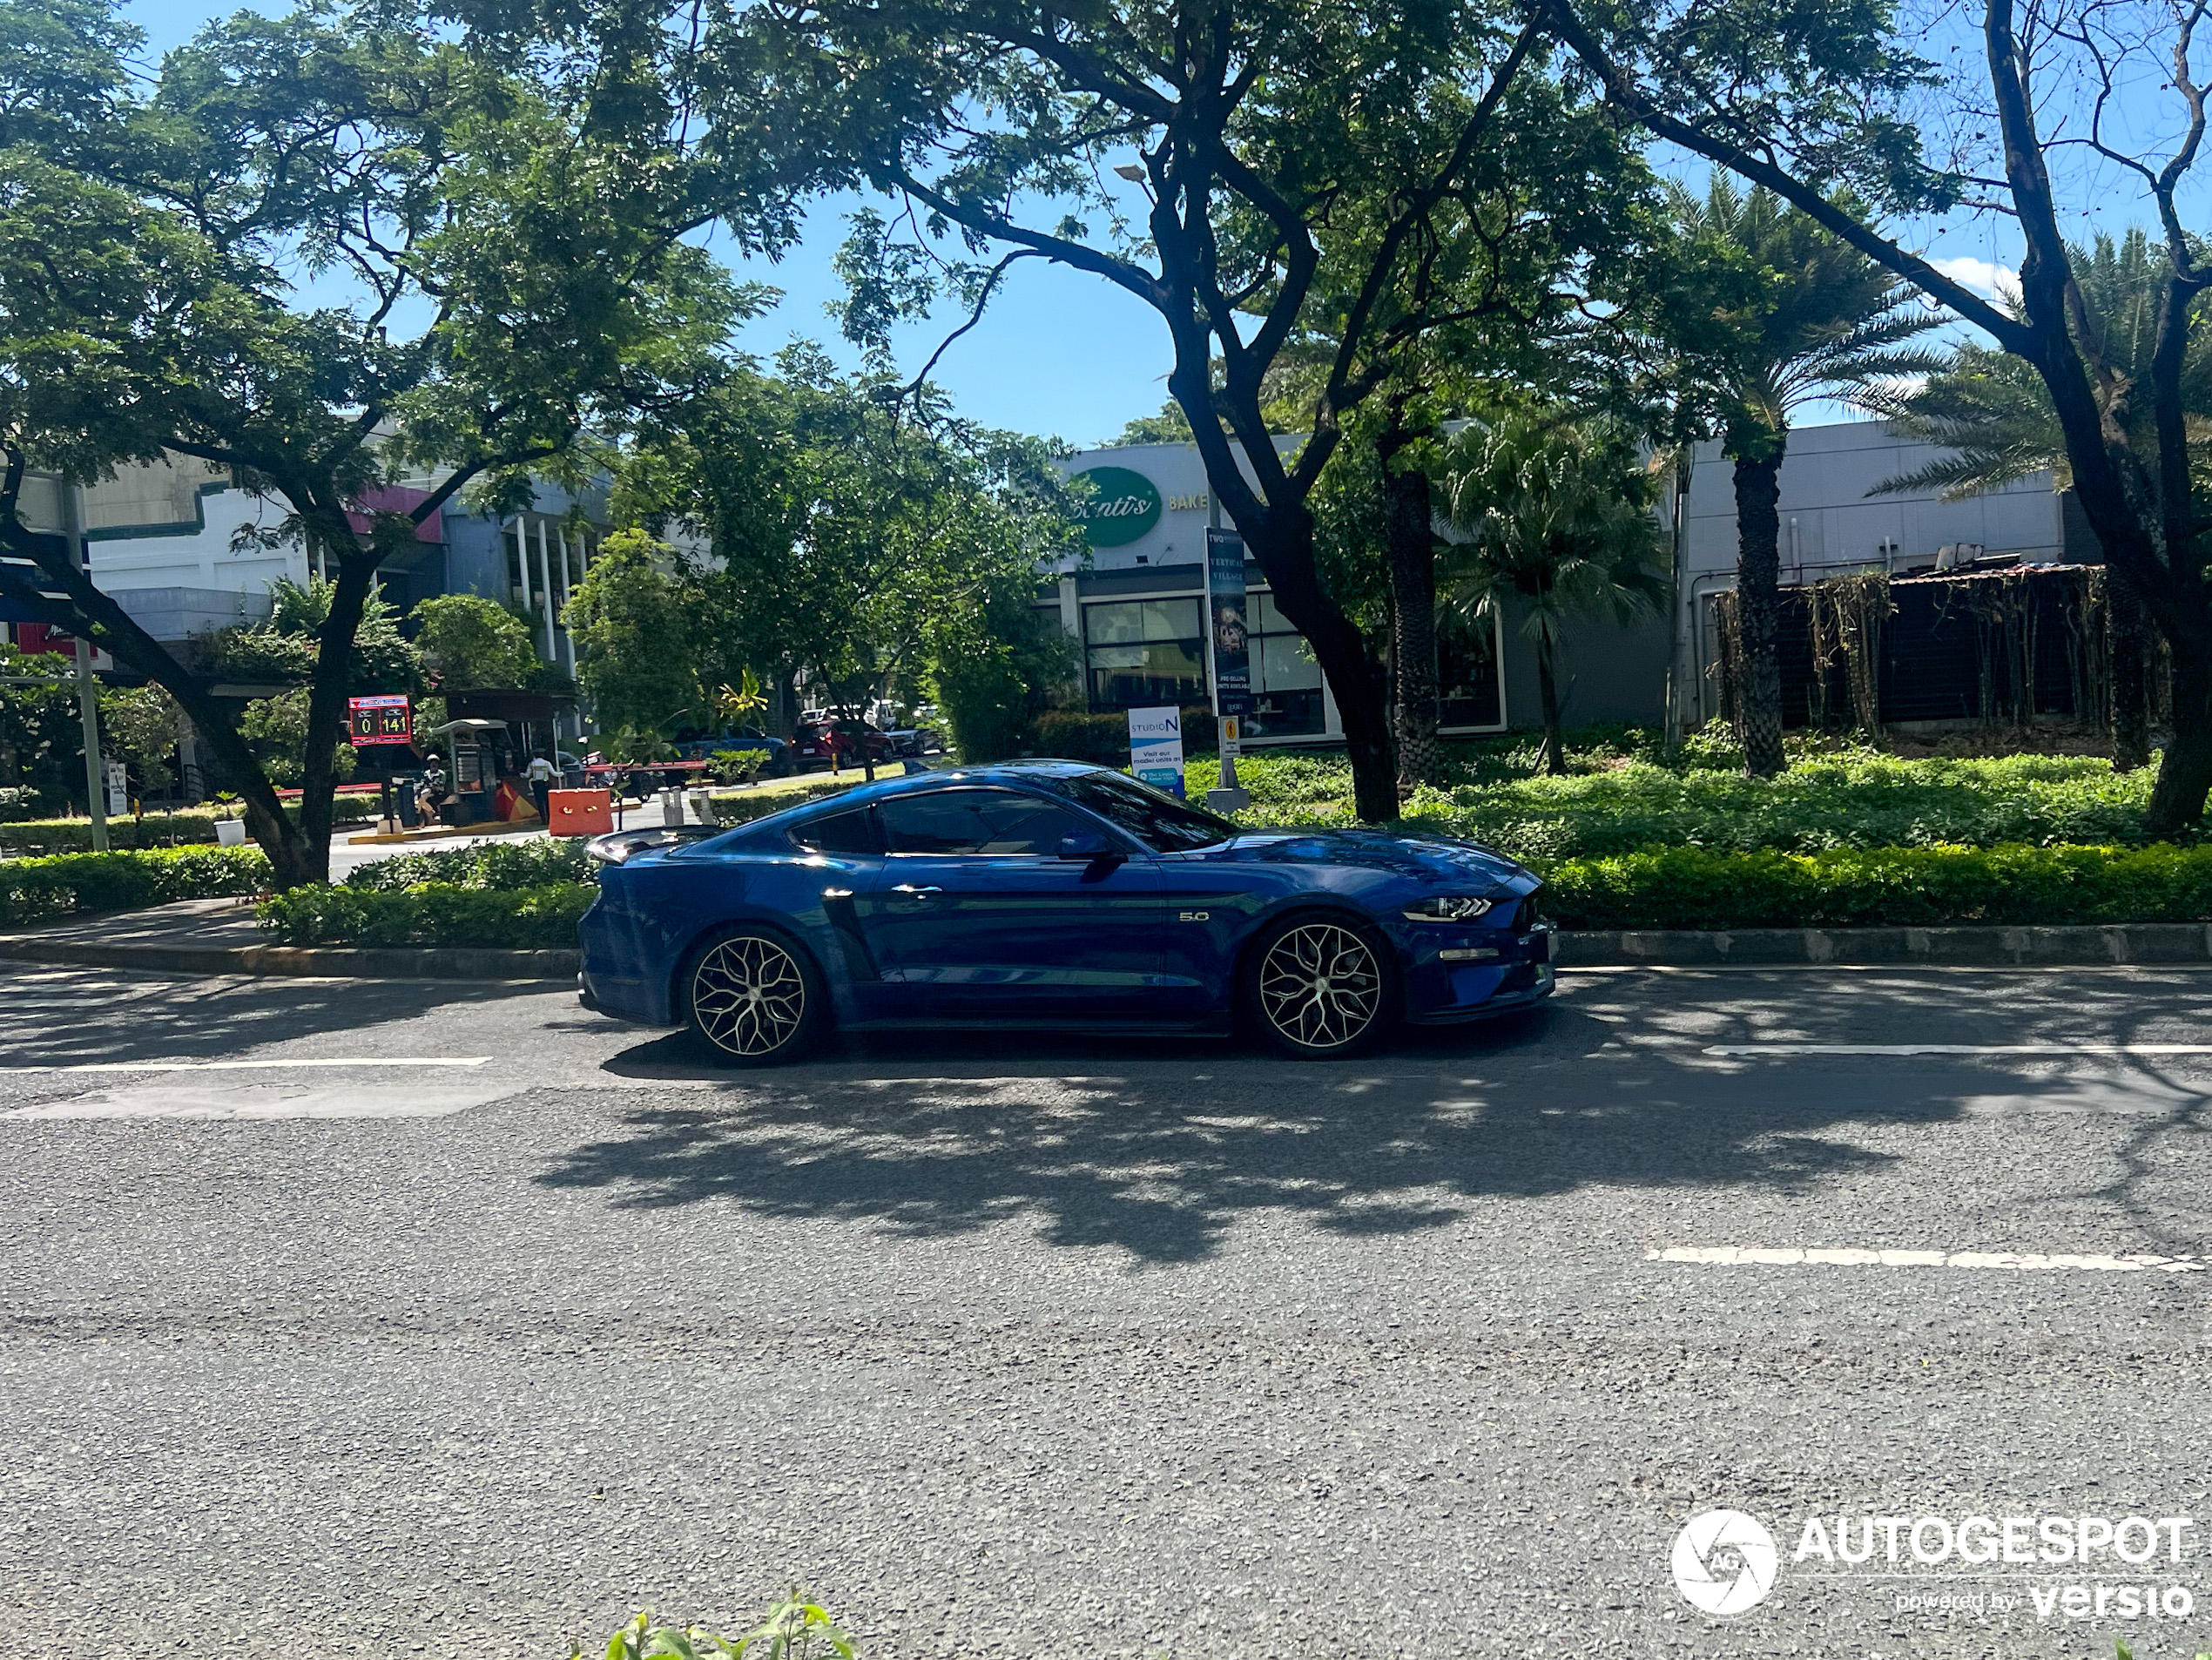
[855,787,1169,1021]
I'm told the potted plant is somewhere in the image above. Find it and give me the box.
[212,793,248,847]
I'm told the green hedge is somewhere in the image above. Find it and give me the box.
[0,797,381,856]
[256,882,593,948]
[1543,842,2212,931]
[346,838,591,892]
[0,847,271,928]
[706,775,860,826]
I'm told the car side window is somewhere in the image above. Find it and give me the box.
[880,789,1082,855]
[789,806,880,855]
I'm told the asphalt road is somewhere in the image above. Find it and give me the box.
[3,961,2211,1658]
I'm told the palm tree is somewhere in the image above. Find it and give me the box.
[1440,412,1669,775]
[1860,229,2212,769]
[1669,176,1946,776]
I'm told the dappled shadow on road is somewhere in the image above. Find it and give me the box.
[0,962,557,1066]
[536,998,2046,1262]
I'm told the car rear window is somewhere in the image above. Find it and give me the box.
[789,806,880,855]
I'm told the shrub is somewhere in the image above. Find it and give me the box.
[346,837,592,892]
[1541,841,2212,931]
[257,881,593,948]
[1037,705,1215,767]
[0,846,269,928]
[578,1592,855,1660]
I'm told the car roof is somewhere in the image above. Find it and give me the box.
[790,759,1110,812]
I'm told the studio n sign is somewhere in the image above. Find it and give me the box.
[1072,466,1162,546]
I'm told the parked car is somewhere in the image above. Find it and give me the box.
[577,759,1554,1066]
[675,726,792,778]
[789,716,894,769]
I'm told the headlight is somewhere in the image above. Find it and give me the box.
[1401,894,1497,922]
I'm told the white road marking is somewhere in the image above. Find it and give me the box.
[1649,1245,2208,1273]
[4,1083,514,1121]
[1703,1043,2212,1057]
[0,1056,491,1075]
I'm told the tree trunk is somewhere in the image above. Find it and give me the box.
[1664,445,1695,750]
[1242,509,1395,821]
[1730,443,1787,778]
[1534,621,1566,776]
[2147,638,2212,834]
[1380,432,1441,793]
[2107,563,2151,772]
[288,516,380,889]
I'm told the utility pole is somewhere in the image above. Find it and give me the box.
[59,481,108,851]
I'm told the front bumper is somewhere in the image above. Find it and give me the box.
[1402,921,1557,1024]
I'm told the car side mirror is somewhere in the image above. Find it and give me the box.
[1058,830,1118,861]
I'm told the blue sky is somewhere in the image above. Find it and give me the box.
[132,0,2184,447]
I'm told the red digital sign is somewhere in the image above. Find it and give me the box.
[347,693,413,746]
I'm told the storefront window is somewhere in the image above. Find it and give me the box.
[1084,597,1205,708]
[1439,611,1504,730]
[1244,591,1325,738]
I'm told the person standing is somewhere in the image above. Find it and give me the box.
[525,752,556,824]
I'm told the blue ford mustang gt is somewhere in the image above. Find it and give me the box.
[577,759,1554,1064]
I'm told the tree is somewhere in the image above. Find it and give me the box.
[410,595,543,694]
[1539,0,2212,833]
[563,532,705,736]
[723,0,1617,820]
[239,689,357,788]
[927,582,1078,762]
[638,352,1083,779]
[1657,177,1942,777]
[1440,413,1669,773]
[99,684,182,807]
[0,0,744,885]
[1862,230,2205,769]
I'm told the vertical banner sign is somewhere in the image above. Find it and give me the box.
[1205,528,1253,716]
[347,693,414,745]
[1127,705,1186,798]
[105,759,128,817]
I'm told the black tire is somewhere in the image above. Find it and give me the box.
[1238,912,1400,1060]
[680,925,827,1067]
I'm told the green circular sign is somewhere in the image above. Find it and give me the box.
[1073,466,1162,547]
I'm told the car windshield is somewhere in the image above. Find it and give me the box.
[1046,769,1239,853]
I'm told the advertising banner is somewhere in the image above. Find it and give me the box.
[347,692,414,745]
[1205,527,1252,716]
[1126,705,1185,798]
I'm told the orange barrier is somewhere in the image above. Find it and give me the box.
[548,787,614,837]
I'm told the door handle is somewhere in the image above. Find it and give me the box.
[891,884,942,897]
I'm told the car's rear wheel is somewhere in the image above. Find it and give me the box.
[1242,914,1399,1059]
[682,926,826,1067]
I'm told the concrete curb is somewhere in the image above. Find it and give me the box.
[0,935,580,982]
[1561,923,2212,967]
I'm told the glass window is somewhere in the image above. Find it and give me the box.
[1044,770,1237,853]
[1086,601,1147,644]
[790,806,880,855]
[880,790,1083,855]
[1243,589,1325,738]
[1257,632,1322,692]
[1439,612,1504,730]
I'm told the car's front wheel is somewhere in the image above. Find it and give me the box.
[682,926,826,1066]
[1241,914,1399,1059]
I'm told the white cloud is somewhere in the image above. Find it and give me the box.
[1928,256,2020,303]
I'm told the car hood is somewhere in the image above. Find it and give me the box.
[1189,827,1537,892]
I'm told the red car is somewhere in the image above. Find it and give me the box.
[790,716,895,769]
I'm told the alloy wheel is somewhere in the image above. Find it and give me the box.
[691,935,808,1057]
[1257,922,1383,1051]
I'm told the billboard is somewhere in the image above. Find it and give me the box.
[1126,705,1185,798]
[1206,527,1252,716]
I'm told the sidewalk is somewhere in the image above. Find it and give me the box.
[0,898,577,982]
